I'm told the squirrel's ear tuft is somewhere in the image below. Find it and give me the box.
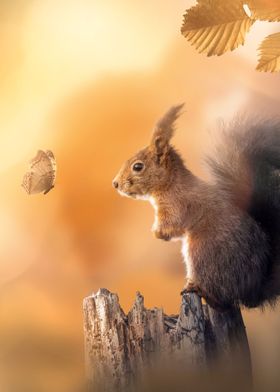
[150,103,185,163]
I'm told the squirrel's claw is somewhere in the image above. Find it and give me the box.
[181,279,201,296]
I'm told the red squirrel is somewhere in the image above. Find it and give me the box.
[113,104,280,310]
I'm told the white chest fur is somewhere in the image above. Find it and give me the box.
[135,194,159,230]
[149,196,159,231]
[135,194,159,231]
[172,236,193,279]
[181,236,193,279]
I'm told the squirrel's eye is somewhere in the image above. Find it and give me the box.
[132,162,144,172]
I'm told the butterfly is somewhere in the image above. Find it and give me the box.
[22,150,57,195]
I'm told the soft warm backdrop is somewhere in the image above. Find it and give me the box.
[0,1,280,391]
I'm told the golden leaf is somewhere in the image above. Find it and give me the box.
[257,32,280,72]
[245,0,280,22]
[181,0,255,56]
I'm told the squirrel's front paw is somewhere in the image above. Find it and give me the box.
[153,226,185,241]
[153,228,171,241]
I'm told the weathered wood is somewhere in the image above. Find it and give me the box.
[83,289,251,391]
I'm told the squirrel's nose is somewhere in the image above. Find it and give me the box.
[113,180,119,189]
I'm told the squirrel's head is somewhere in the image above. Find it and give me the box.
[112,103,185,199]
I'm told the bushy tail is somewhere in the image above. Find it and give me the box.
[206,118,280,248]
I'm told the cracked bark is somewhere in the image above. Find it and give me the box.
[83,289,251,391]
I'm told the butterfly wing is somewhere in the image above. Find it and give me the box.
[29,171,55,194]
[22,172,33,194]
[22,150,56,195]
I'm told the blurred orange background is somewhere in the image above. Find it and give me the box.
[1,1,280,391]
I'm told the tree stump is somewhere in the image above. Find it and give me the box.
[83,289,252,392]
